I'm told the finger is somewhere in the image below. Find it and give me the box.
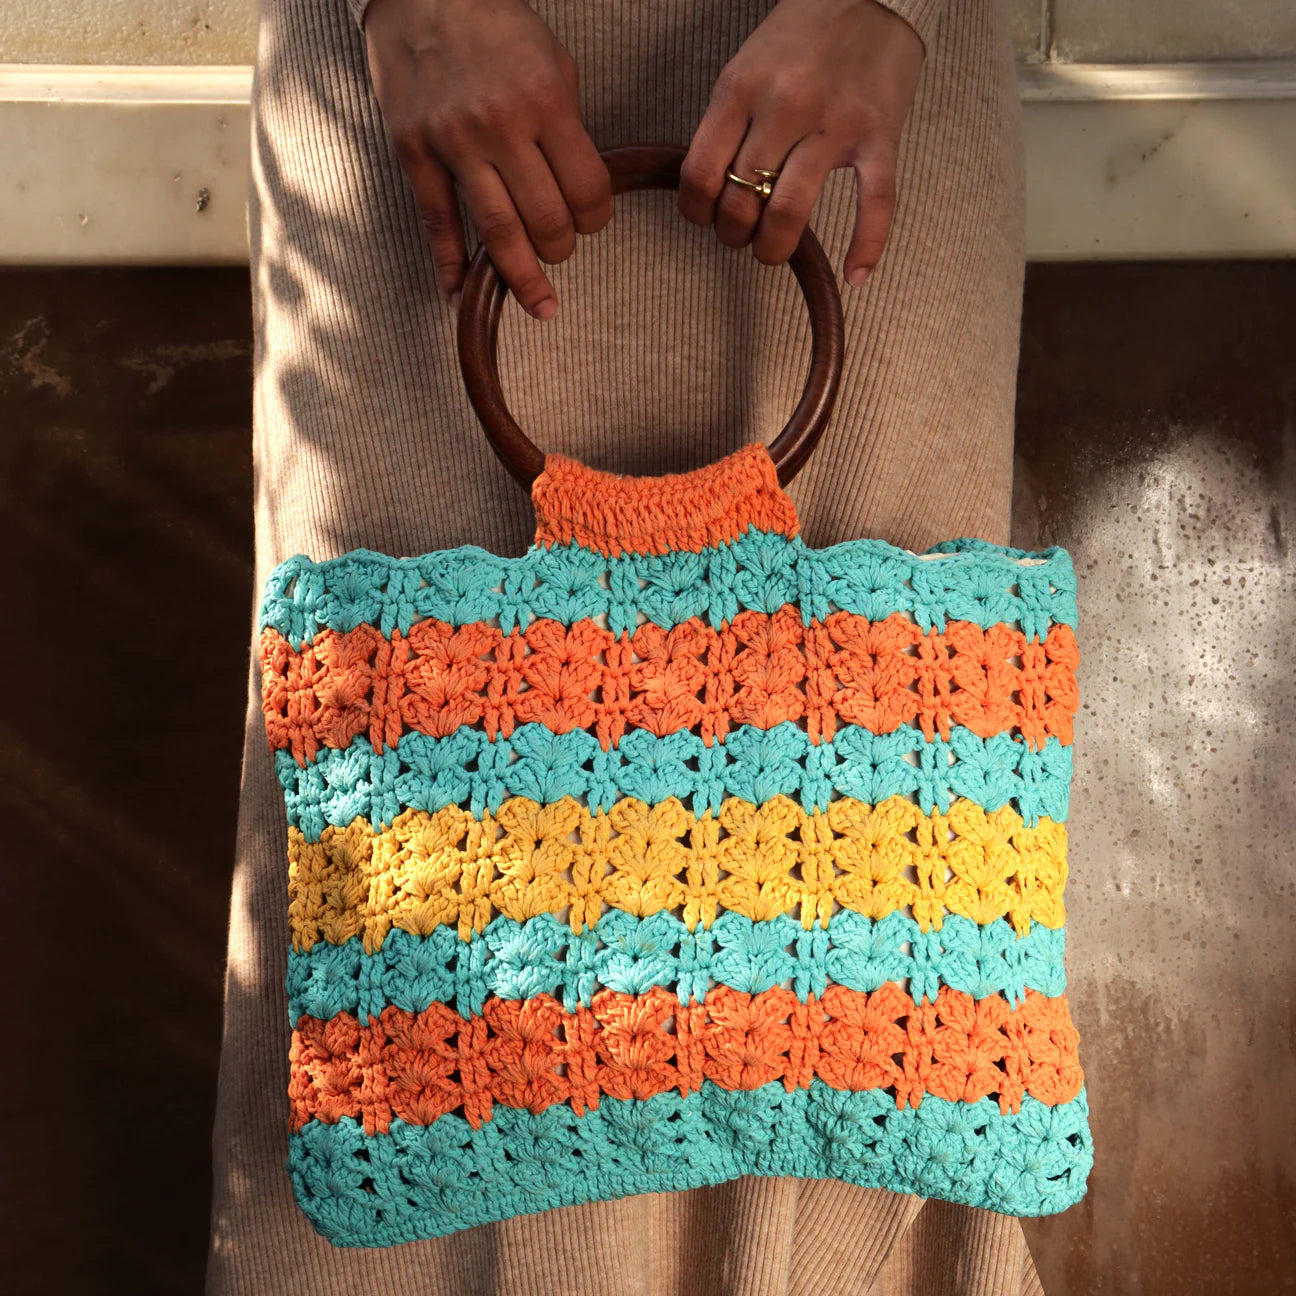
[457,165,558,319]
[713,116,804,250]
[749,132,836,267]
[400,147,469,299]
[846,140,899,284]
[539,118,613,236]
[496,143,578,266]
[678,71,751,227]
[541,51,612,235]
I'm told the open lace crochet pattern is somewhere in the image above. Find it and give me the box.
[259,442,1092,1246]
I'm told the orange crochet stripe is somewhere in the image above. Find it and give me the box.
[261,610,1079,766]
[530,443,799,556]
[288,983,1083,1135]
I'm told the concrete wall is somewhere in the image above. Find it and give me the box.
[1012,0,1296,62]
[3,1,1296,66]
[1049,0,1296,62]
[0,0,256,64]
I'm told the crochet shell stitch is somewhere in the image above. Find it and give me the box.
[257,442,1093,1248]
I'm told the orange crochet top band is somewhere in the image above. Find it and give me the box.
[531,442,800,556]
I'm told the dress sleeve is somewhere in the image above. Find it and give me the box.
[344,0,945,48]
[870,0,947,53]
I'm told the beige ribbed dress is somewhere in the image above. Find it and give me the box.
[206,0,1039,1290]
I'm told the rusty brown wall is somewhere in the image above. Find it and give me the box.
[0,268,253,1295]
[1,262,1293,1293]
[1012,264,1296,1294]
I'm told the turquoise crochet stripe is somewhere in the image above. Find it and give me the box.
[276,722,1073,840]
[287,1084,1093,1243]
[286,910,1067,1025]
[260,529,1077,649]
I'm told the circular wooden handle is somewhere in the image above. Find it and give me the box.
[456,142,844,489]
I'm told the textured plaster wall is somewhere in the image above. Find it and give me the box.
[4,1,1296,67]
[0,0,256,64]
[1051,0,1296,62]
[1008,0,1045,61]
[995,1,1296,63]
[1012,263,1296,1295]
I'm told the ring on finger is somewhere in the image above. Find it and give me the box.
[725,166,782,199]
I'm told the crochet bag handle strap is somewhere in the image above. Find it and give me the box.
[456,141,845,490]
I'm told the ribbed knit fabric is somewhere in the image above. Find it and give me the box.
[206,0,1036,1291]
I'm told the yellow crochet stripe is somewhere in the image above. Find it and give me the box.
[288,795,1068,954]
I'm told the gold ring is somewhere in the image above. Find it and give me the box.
[725,166,781,199]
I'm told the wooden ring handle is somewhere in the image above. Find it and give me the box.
[456,142,844,489]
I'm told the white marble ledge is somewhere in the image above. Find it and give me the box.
[1,61,1294,264]
[1016,60,1296,101]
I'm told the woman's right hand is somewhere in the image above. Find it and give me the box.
[362,0,613,318]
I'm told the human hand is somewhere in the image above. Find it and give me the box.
[362,0,613,318]
[678,0,924,285]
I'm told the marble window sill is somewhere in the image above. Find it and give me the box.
[1,60,1293,264]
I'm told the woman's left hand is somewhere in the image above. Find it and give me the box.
[678,0,925,285]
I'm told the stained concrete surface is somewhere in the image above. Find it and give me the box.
[0,0,257,64]
[1,262,1293,1293]
[1049,0,1296,62]
[0,269,253,1294]
[1012,263,1296,1294]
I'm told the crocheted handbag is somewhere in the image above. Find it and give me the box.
[258,144,1093,1247]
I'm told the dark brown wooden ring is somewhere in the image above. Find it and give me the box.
[456,141,844,489]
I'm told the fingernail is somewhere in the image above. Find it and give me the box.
[847,266,871,287]
[534,298,558,320]
[449,289,462,311]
